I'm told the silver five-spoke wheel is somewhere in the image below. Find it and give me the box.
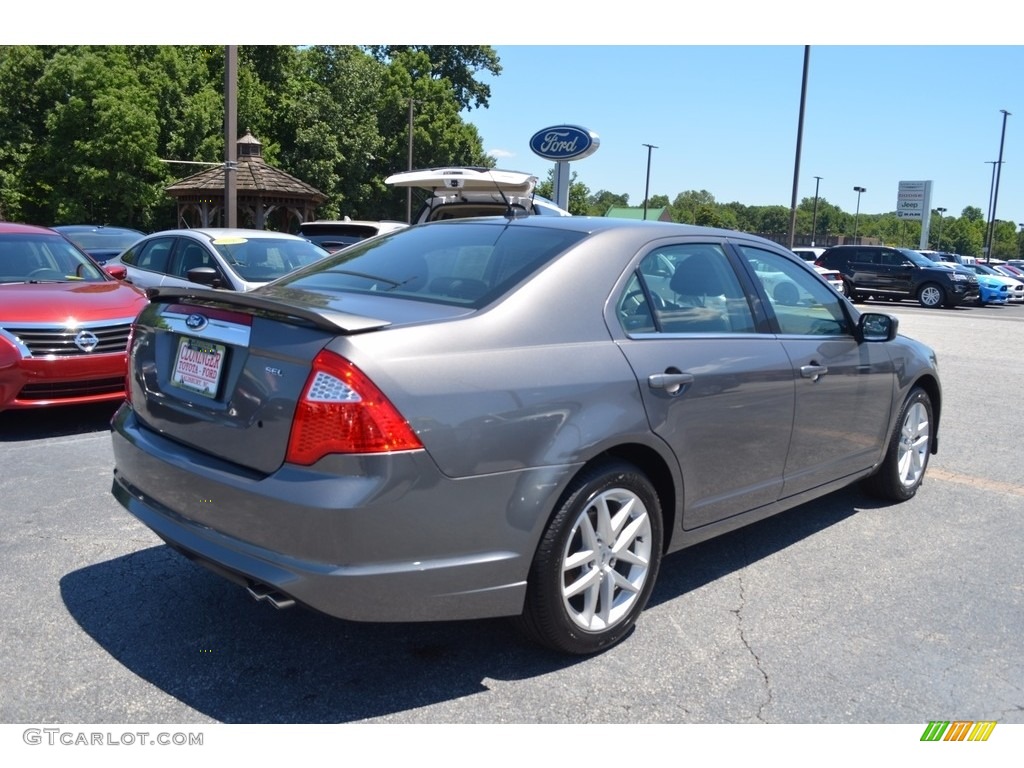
[896,399,930,490]
[561,487,653,633]
[862,387,933,501]
[516,460,663,654]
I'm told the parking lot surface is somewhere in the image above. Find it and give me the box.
[1,301,1022,727]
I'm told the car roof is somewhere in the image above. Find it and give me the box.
[0,222,64,236]
[52,224,145,235]
[421,213,792,247]
[141,228,309,241]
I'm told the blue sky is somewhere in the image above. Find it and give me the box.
[16,5,1024,224]
[464,46,1024,221]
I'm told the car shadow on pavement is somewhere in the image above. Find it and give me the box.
[59,486,867,723]
[0,402,121,441]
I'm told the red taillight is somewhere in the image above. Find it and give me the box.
[285,350,422,465]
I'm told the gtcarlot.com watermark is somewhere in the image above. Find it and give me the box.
[23,728,203,747]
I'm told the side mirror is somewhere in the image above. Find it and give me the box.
[187,266,223,288]
[105,264,128,280]
[858,312,898,342]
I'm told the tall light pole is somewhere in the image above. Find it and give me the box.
[406,98,420,224]
[224,45,237,228]
[985,109,1011,261]
[642,143,657,220]
[985,160,999,260]
[853,186,866,244]
[788,45,811,249]
[935,207,947,250]
[811,175,823,246]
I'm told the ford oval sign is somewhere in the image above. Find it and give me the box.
[529,125,600,162]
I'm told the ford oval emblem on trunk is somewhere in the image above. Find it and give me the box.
[529,125,600,161]
[185,313,208,331]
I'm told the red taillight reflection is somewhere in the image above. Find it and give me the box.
[285,350,422,465]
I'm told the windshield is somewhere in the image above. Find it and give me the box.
[211,237,329,283]
[0,233,107,283]
[275,221,587,308]
[904,249,942,267]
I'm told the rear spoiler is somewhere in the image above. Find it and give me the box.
[145,286,391,334]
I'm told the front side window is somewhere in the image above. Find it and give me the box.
[737,246,851,336]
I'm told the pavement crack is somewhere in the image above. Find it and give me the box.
[732,573,771,723]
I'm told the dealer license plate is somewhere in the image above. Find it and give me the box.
[170,337,226,398]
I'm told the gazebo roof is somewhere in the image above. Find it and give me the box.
[166,131,326,204]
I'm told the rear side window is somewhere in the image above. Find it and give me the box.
[276,222,587,307]
[617,243,756,335]
[129,238,174,272]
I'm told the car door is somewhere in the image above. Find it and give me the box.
[164,237,229,289]
[848,248,883,293]
[732,244,896,497]
[613,240,796,531]
[120,236,176,290]
[880,248,915,295]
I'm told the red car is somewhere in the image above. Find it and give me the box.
[1,222,148,412]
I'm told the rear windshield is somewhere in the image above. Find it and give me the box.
[274,221,587,307]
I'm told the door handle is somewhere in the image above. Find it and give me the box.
[800,364,828,381]
[648,372,694,395]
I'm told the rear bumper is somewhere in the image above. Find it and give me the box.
[110,406,574,622]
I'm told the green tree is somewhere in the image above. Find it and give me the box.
[672,190,717,224]
[586,189,629,216]
[537,169,590,216]
[26,47,166,227]
[365,46,500,111]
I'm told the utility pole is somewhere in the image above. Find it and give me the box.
[788,45,810,249]
[642,144,657,220]
[224,45,238,228]
[985,110,1011,261]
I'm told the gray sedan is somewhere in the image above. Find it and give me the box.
[110,216,941,654]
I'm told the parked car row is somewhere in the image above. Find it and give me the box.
[815,245,982,308]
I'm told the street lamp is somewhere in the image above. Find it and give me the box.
[935,207,947,250]
[642,143,657,221]
[853,186,866,244]
[985,109,1011,261]
[811,176,822,246]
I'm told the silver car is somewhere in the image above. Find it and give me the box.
[110,216,941,654]
[109,227,329,292]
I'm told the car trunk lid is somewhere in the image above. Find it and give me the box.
[127,286,466,474]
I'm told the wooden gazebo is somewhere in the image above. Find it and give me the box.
[166,131,326,230]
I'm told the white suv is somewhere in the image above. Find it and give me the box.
[385,167,571,224]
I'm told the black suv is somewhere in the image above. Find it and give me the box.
[816,245,979,308]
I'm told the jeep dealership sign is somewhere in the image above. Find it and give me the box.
[896,180,932,220]
[529,125,600,162]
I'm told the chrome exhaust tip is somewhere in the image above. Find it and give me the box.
[246,583,296,609]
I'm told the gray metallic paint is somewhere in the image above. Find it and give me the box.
[110,217,942,624]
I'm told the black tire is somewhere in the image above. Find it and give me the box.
[843,280,862,302]
[514,460,663,655]
[861,387,933,501]
[917,282,945,308]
